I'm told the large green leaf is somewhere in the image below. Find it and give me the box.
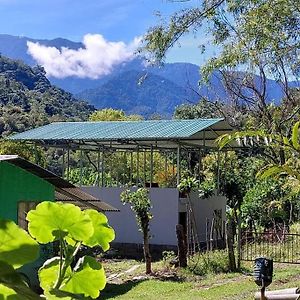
[0,219,39,268]
[62,256,106,299]
[27,202,93,244]
[82,210,115,250]
[0,284,23,300]
[38,257,71,293]
[256,165,284,180]
[0,261,41,300]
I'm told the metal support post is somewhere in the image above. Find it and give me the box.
[62,148,65,178]
[97,150,100,186]
[101,148,105,187]
[130,151,133,185]
[217,150,220,194]
[143,150,147,187]
[150,145,153,188]
[136,146,140,186]
[79,149,83,186]
[177,145,181,186]
[67,146,70,181]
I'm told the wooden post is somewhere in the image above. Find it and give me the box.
[176,224,187,267]
[227,217,236,271]
[261,286,266,300]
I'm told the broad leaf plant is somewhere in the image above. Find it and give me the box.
[0,201,115,299]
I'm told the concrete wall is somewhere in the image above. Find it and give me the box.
[82,187,179,246]
[179,191,227,242]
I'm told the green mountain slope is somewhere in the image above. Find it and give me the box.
[0,55,95,137]
[76,70,197,118]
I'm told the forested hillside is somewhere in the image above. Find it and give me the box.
[0,55,94,137]
[76,70,199,117]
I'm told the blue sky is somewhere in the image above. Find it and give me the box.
[0,0,214,65]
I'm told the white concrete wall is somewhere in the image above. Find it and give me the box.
[82,187,179,246]
[188,192,227,242]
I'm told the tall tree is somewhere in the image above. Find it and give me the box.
[142,0,300,134]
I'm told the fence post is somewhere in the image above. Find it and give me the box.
[237,211,242,270]
[176,224,187,267]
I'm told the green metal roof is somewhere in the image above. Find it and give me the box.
[11,119,226,140]
[10,119,233,149]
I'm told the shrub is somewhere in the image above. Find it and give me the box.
[188,250,229,276]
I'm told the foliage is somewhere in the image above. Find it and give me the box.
[67,167,99,186]
[67,151,177,188]
[89,108,143,121]
[218,121,300,227]
[142,0,300,141]
[120,188,152,274]
[242,178,292,228]
[0,140,45,166]
[218,121,300,183]
[174,98,223,120]
[188,250,229,276]
[0,201,115,299]
[201,151,259,210]
[120,188,152,232]
[177,175,199,194]
[154,165,177,187]
[142,0,300,83]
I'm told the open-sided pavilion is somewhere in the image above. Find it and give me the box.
[10,118,234,254]
[11,118,233,187]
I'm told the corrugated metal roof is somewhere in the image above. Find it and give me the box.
[0,155,118,212]
[10,119,226,141]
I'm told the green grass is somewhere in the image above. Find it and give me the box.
[100,260,300,300]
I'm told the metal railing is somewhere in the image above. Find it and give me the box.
[241,231,300,264]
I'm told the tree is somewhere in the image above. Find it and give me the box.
[142,0,300,136]
[120,188,152,274]
[89,108,143,121]
[174,97,223,119]
[0,140,45,166]
[218,121,300,228]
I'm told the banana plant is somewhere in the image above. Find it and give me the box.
[217,121,300,188]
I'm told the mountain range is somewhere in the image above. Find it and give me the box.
[0,34,291,117]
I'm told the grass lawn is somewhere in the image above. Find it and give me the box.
[100,260,300,299]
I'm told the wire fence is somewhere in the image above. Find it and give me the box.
[241,231,300,264]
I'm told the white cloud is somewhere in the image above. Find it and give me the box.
[27,34,141,79]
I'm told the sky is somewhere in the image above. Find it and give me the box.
[0,0,217,78]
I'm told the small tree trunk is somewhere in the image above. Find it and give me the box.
[176,224,187,267]
[143,229,152,274]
